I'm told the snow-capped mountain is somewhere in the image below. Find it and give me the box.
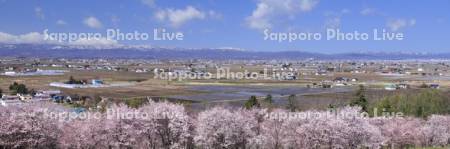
[0,43,449,60]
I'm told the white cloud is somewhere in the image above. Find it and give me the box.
[246,3,272,30]
[360,8,376,16]
[155,10,166,21]
[324,9,349,17]
[83,16,103,29]
[111,15,120,26]
[141,0,155,7]
[0,32,17,44]
[360,7,388,17]
[386,18,416,31]
[208,10,222,19]
[18,32,47,43]
[35,7,45,20]
[56,20,67,25]
[0,32,56,44]
[142,0,219,27]
[409,19,416,26]
[299,0,319,11]
[0,31,120,48]
[155,6,207,27]
[324,17,341,29]
[322,9,349,29]
[246,0,319,30]
[340,9,350,14]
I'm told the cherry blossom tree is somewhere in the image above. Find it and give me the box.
[60,102,192,149]
[1,101,449,148]
[276,106,384,148]
[59,113,106,148]
[370,117,426,148]
[135,101,192,148]
[257,109,291,149]
[423,115,450,147]
[194,107,258,148]
[59,104,140,148]
[0,104,61,148]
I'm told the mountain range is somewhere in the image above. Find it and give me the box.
[0,44,449,60]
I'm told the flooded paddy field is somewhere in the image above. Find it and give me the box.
[170,85,355,110]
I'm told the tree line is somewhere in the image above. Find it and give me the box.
[1,101,449,148]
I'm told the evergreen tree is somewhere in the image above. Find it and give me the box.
[16,84,28,95]
[9,82,19,91]
[264,94,273,104]
[328,104,336,110]
[245,96,260,109]
[9,82,29,95]
[351,85,368,112]
[68,76,76,84]
[287,94,297,112]
[66,76,84,84]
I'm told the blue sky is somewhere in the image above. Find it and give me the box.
[0,0,449,53]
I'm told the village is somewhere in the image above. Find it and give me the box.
[1,57,448,110]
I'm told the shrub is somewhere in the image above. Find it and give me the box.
[371,90,450,117]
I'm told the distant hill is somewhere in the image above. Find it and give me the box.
[0,43,449,60]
